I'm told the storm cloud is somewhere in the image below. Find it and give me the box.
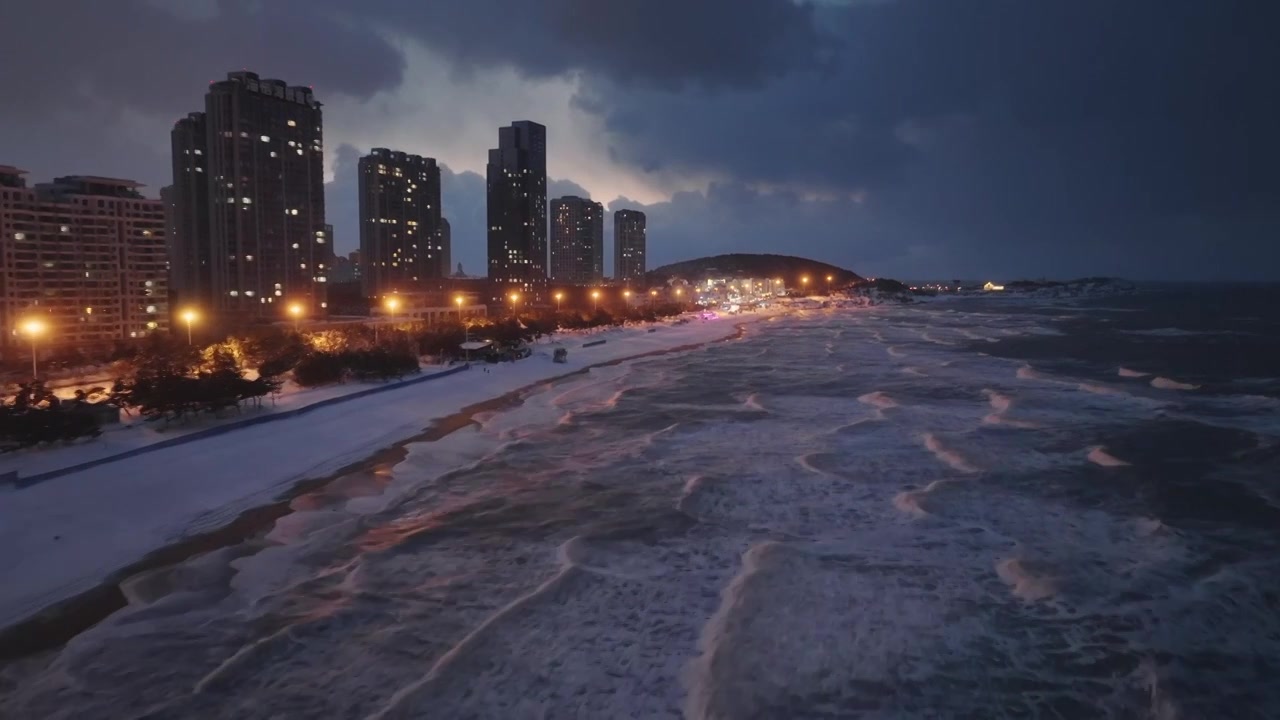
[1,0,1276,280]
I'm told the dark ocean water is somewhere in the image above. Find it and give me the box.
[2,286,1278,718]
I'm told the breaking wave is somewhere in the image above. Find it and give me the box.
[995,557,1058,602]
[921,432,980,474]
[1087,446,1131,467]
[1151,376,1200,391]
[857,391,898,410]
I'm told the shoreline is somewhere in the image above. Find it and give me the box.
[0,321,751,662]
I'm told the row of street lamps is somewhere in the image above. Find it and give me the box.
[798,274,837,294]
[15,274,832,379]
[542,288,684,315]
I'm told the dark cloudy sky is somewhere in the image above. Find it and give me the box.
[3,0,1277,281]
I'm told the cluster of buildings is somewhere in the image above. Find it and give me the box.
[694,278,789,308]
[2,70,649,361]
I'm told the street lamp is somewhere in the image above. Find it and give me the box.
[649,289,657,307]
[180,309,198,345]
[20,318,46,380]
[376,296,401,344]
[288,303,303,332]
[554,291,564,312]
[826,274,834,294]
[623,289,632,309]
[591,289,600,312]
[801,275,810,294]
[455,295,465,323]
[508,291,521,316]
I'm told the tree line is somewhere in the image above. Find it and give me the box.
[1,302,689,451]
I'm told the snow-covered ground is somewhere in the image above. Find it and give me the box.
[0,313,767,632]
[0,366,456,481]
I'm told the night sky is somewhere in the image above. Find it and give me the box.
[2,0,1276,281]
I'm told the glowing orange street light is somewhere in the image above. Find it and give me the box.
[826,274,834,294]
[376,296,401,343]
[180,308,198,345]
[288,302,303,331]
[508,291,521,316]
[591,289,601,312]
[455,295,465,322]
[20,317,47,379]
[554,291,564,311]
[623,289,632,307]
[801,275,810,294]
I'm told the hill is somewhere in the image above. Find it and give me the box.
[646,253,862,286]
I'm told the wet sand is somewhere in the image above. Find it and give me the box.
[0,323,748,663]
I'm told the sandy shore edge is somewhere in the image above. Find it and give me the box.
[0,321,750,662]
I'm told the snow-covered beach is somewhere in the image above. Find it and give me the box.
[0,313,762,636]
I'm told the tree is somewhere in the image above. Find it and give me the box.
[293,352,346,387]
[0,381,102,451]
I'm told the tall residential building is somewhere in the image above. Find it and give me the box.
[438,217,451,281]
[487,121,547,302]
[169,111,209,309]
[357,148,443,298]
[614,209,647,284]
[1,168,168,358]
[171,71,328,322]
[550,196,604,284]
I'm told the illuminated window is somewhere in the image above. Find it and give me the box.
[146,305,157,313]
[260,135,270,142]
[13,232,23,240]
[287,120,297,127]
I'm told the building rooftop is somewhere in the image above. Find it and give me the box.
[56,175,146,188]
[214,70,320,108]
